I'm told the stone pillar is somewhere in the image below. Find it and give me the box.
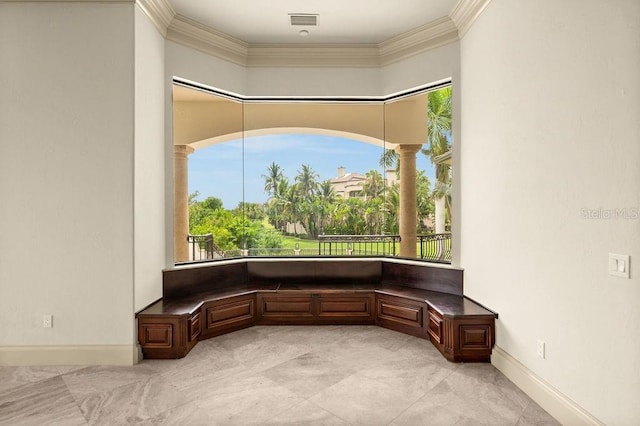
[174,144,194,262]
[396,144,421,258]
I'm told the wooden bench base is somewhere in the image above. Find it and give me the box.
[137,286,496,362]
[137,259,497,362]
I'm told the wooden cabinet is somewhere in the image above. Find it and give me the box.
[201,294,256,339]
[375,294,426,338]
[443,317,495,362]
[257,292,375,324]
[375,295,495,362]
[137,311,200,359]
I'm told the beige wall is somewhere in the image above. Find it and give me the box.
[134,6,166,313]
[460,0,640,424]
[0,4,136,358]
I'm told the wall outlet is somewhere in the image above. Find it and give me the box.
[43,314,53,328]
[536,339,545,359]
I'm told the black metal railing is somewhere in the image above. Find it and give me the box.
[418,232,451,263]
[318,233,451,263]
[318,234,400,256]
[187,234,225,261]
[186,233,451,263]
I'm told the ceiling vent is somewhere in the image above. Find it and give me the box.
[289,14,318,26]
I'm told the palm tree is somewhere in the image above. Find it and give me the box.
[317,180,336,235]
[295,164,319,198]
[415,171,433,232]
[280,182,302,235]
[262,162,285,230]
[423,86,452,232]
[262,162,284,198]
[379,148,400,180]
[362,169,384,199]
[383,184,400,234]
[424,86,452,182]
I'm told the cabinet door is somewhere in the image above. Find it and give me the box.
[202,294,256,338]
[452,318,495,362]
[257,293,314,323]
[375,294,426,338]
[317,293,375,323]
[138,316,190,359]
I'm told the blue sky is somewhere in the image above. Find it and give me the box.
[188,134,435,208]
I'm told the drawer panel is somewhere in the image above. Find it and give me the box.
[208,302,252,324]
[206,298,255,329]
[319,300,368,314]
[378,301,423,327]
[460,325,491,349]
[427,309,443,343]
[188,312,201,342]
[141,323,173,348]
[317,294,374,320]
[375,294,426,338]
[260,295,314,317]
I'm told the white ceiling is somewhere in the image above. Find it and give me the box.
[169,0,458,44]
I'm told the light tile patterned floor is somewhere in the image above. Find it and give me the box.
[0,326,559,425]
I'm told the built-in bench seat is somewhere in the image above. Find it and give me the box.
[136,258,497,362]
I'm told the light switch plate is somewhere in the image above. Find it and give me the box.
[609,253,630,278]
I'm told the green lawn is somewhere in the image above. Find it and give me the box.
[281,236,319,249]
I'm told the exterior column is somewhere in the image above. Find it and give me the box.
[396,144,421,258]
[174,144,194,262]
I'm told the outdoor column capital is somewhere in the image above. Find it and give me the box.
[394,144,422,155]
[174,144,195,157]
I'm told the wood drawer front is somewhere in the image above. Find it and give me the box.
[459,325,491,350]
[141,323,173,348]
[317,294,374,318]
[259,295,314,317]
[427,309,443,343]
[188,312,201,342]
[377,297,423,328]
[206,298,255,330]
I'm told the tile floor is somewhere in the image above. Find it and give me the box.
[0,326,559,425]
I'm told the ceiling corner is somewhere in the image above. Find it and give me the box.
[167,15,249,66]
[449,0,492,38]
[136,0,176,37]
[379,16,459,66]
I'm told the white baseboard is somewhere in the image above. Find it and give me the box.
[0,345,139,366]
[492,346,604,426]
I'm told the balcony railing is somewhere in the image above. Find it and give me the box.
[318,233,451,263]
[317,234,399,256]
[417,233,451,263]
[187,234,224,261]
[186,233,451,263]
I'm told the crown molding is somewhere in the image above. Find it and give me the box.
[449,0,492,38]
[379,16,459,66]
[166,13,460,68]
[247,44,380,68]
[167,15,249,66]
[136,0,174,37]
[8,0,490,68]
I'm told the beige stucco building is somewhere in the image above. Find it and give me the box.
[330,167,366,198]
